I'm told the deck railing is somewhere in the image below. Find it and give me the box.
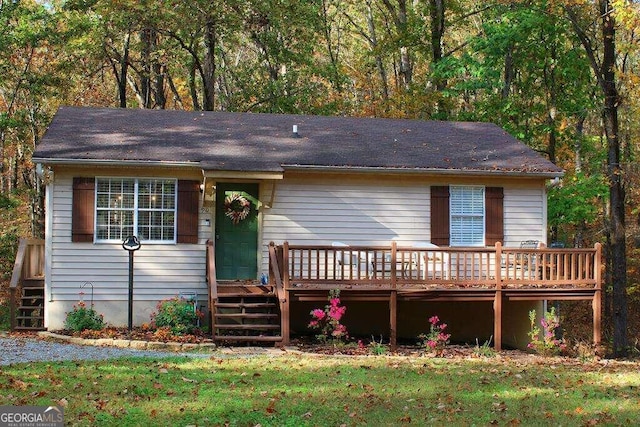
[277,241,601,291]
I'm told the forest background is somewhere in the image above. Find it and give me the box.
[1,0,638,356]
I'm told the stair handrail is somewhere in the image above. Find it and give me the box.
[268,242,285,303]
[9,238,44,330]
[205,239,218,335]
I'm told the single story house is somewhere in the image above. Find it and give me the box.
[27,106,601,349]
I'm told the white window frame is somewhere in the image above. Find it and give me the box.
[94,177,177,244]
[449,185,485,247]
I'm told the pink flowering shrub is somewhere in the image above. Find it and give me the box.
[527,308,567,356]
[419,315,451,356]
[308,289,348,342]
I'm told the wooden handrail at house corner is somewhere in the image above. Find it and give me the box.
[205,239,217,333]
[268,242,285,303]
[9,238,44,330]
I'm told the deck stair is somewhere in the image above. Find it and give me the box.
[213,283,282,343]
[14,278,45,331]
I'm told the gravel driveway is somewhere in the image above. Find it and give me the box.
[0,336,203,366]
[0,335,291,366]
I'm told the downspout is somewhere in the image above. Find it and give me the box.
[44,175,54,329]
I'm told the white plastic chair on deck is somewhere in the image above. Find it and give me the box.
[332,242,371,279]
[413,242,449,279]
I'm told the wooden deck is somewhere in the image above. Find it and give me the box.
[16,237,600,350]
[268,241,602,350]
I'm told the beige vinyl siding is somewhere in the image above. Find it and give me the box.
[503,185,546,246]
[260,175,547,273]
[45,173,208,329]
[261,176,430,273]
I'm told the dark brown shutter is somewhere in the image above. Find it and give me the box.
[430,186,450,246]
[485,187,504,246]
[72,177,95,243]
[177,180,200,244]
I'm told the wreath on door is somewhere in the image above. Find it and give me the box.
[224,193,251,224]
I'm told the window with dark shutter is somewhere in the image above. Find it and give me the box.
[177,180,200,244]
[72,177,95,242]
[430,185,504,246]
[72,177,199,244]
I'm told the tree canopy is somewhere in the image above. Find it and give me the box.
[1,0,639,355]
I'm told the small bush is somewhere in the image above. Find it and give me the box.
[151,297,202,335]
[0,301,10,331]
[65,301,104,332]
[419,315,450,356]
[473,337,496,358]
[368,336,388,355]
[527,307,567,356]
[308,289,348,342]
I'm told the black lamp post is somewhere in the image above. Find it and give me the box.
[122,235,141,331]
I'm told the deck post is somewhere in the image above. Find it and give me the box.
[593,242,602,348]
[494,242,503,351]
[281,297,291,345]
[282,242,291,345]
[391,241,397,289]
[390,290,397,349]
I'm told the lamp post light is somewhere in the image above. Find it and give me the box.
[122,235,141,331]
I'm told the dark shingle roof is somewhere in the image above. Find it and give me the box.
[33,106,563,176]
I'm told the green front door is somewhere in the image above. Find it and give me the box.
[215,183,259,280]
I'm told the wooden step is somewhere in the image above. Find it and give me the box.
[213,335,282,342]
[215,313,279,319]
[17,305,44,310]
[215,302,276,309]
[16,315,44,321]
[216,293,275,299]
[23,278,44,287]
[215,324,280,331]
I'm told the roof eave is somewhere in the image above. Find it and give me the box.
[32,157,202,169]
[281,164,564,179]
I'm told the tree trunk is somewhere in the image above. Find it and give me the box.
[140,28,153,109]
[382,0,412,89]
[574,114,586,173]
[502,44,514,99]
[600,0,627,356]
[366,0,389,102]
[202,18,216,111]
[566,0,627,356]
[429,0,448,117]
[429,0,445,88]
[189,60,201,111]
[117,33,131,108]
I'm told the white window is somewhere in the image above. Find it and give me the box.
[450,186,484,246]
[95,178,177,243]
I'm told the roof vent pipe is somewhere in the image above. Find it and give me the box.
[292,125,300,138]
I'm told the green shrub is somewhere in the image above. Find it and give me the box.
[527,307,567,356]
[65,302,104,332]
[0,302,10,331]
[151,297,201,335]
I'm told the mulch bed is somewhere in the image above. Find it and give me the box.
[47,327,213,344]
[6,330,601,361]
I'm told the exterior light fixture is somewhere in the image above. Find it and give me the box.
[122,235,141,331]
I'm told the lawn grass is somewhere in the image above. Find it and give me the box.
[1,353,639,426]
